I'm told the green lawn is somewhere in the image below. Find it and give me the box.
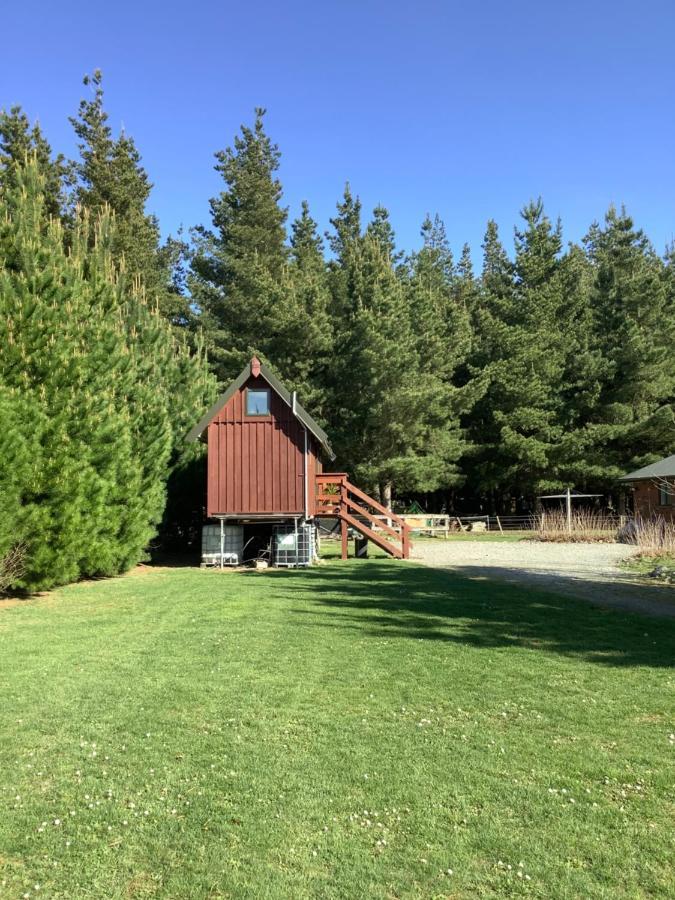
[1,560,674,899]
[411,531,528,542]
[623,554,675,574]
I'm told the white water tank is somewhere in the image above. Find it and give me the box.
[201,524,244,566]
[273,523,315,567]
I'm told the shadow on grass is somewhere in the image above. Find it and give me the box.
[279,561,675,669]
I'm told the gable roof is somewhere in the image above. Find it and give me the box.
[187,357,335,460]
[619,453,675,482]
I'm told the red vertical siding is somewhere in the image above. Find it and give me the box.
[631,480,675,522]
[206,375,321,517]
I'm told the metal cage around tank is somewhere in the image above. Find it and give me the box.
[273,523,315,568]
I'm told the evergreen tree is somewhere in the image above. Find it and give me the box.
[0,166,144,586]
[0,387,42,578]
[0,158,216,590]
[190,108,289,382]
[465,205,567,507]
[551,243,608,485]
[407,214,456,378]
[328,202,473,502]
[273,201,332,417]
[405,218,480,501]
[326,184,363,323]
[0,106,70,218]
[578,208,675,478]
[327,183,362,262]
[480,219,515,312]
[365,204,401,263]
[70,71,190,325]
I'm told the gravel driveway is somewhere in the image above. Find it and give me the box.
[412,540,675,619]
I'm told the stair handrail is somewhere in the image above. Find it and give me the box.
[343,496,402,541]
[344,479,410,533]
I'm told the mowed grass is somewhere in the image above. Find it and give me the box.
[411,531,528,543]
[624,554,675,575]
[0,560,674,899]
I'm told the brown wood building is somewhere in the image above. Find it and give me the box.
[188,357,333,520]
[188,357,411,560]
[619,454,675,522]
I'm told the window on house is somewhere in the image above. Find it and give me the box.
[658,483,672,506]
[246,389,270,416]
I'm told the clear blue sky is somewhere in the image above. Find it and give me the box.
[3,0,675,261]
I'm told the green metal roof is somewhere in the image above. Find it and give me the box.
[619,453,675,482]
[187,358,335,460]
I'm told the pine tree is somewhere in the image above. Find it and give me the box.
[70,71,190,325]
[551,243,608,486]
[464,205,568,508]
[327,202,470,502]
[190,108,289,382]
[578,208,675,479]
[0,158,216,590]
[0,106,70,218]
[327,183,362,262]
[0,166,143,586]
[0,387,42,578]
[405,218,479,502]
[407,215,456,378]
[365,204,401,263]
[496,201,566,497]
[272,201,332,417]
[326,184,363,323]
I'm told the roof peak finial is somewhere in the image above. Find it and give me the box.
[251,356,261,377]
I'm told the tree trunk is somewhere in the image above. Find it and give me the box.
[383,481,393,528]
[383,482,392,509]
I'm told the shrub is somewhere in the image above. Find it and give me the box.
[618,516,675,557]
[533,509,618,543]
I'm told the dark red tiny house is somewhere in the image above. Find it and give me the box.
[188,357,411,564]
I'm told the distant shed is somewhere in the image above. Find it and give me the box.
[619,454,675,522]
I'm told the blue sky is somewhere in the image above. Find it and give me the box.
[2,0,675,262]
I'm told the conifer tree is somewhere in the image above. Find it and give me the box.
[272,200,332,417]
[464,206,568,507]
[70,71,190,325]
[405,218,479,501]
[328,199,472,502]
[365,204,402,263]
[0,158,216,590]
[0,106,70,218]
[190,108,289,382]
[407,214,456,377]
[0,166,143,586]
[579,208,675,478]
[327,183,362,262]
[0,387,42,576]
[326,184,363,322]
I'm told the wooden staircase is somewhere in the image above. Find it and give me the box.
[315,473,412,560]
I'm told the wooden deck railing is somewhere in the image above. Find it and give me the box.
[315,473,411,560]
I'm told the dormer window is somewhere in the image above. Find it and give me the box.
[246,388,270,416]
